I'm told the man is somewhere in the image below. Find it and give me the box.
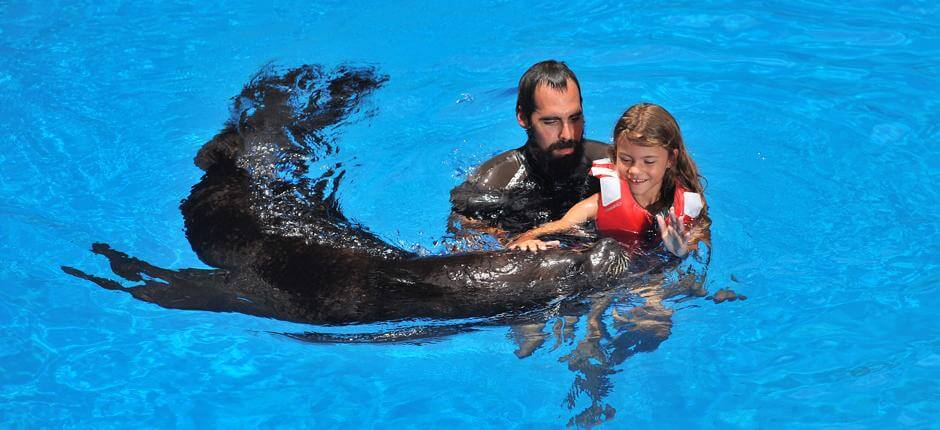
[448,61,615,357]
[450,60,610,241]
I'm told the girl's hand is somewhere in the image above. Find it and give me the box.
[507,238,561,252]
[655,212,691,257]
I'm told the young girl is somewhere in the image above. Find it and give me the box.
[507,103,710,257]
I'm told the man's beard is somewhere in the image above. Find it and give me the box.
[524,133,585,180]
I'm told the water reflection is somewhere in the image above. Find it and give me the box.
[63,241,717,427]
[507,262,715,427]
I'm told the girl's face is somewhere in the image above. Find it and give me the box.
[614,140,675,206]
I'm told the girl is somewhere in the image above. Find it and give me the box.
[507,103,710,257]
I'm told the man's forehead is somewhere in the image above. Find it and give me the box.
[532,80,582,113]
[534,79,579,97]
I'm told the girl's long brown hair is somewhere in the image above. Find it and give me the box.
[611,103,711,247]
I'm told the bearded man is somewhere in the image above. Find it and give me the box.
[450,60,610,240]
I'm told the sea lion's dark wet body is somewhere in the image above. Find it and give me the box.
[63,64,663,325]
[178,153,630,324]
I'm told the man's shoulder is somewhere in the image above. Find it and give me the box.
[583,139,611,160]
[478,148,524,171]
[466,148,526,187]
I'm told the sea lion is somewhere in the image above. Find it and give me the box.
[63,64,683,326]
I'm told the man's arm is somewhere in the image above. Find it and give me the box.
[450,150,523,217]
[447,149,526,245]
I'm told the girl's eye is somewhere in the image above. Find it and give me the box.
[644,160,655,165]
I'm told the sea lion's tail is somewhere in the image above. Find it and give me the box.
[181,64,411,270]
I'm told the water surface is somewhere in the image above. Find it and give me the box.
[1,1,937,427]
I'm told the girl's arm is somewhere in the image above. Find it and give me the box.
[507,194,598,252]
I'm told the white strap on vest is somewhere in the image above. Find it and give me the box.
[683,192,703,218]
[591,158,621,207]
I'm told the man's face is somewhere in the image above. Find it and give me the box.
[517,79,584,159]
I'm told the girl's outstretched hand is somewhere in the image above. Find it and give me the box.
[656,212,691,257]
[507,238,561,252]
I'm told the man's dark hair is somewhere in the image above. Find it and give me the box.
[516,60,582,127]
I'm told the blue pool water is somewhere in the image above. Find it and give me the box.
[2,1,938,427]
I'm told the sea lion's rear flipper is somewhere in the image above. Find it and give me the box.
[182,64,410,267]
[62,243,285,320]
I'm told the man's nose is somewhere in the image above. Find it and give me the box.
[560,120,576,141]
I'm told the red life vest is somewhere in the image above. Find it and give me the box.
[590,159,703,251]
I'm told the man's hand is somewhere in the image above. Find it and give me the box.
[507,238,560,252]
[446,213,510,251]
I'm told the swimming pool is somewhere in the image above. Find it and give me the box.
[1,1,937,427]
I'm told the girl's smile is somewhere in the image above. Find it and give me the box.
[614,142,676,207]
